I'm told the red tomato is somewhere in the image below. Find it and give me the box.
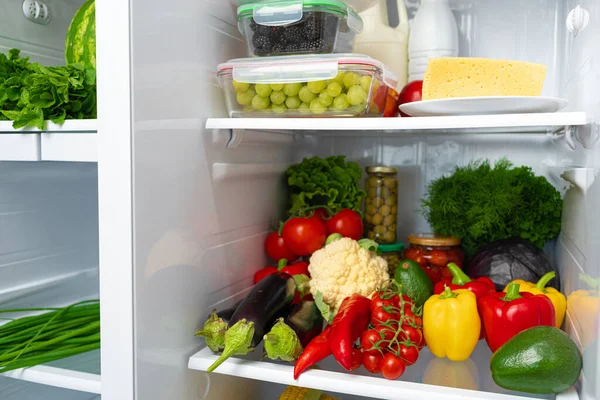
[399,324,422,345]
[421,264,442,283]
[253,266,277,284]
[440,265,453,281]
[375,323,397,342]
[360,329,382,353]
[429,250,449,268]
[447,248,465,263]
[281,217,327,256]
[350,348,362,371]
[371,306,398,325]
[417,334,426,350]
[404,247,428,268]
[264,232,297,262]
[325,209,363,241]
[308,208,330,223]
[363,352,383,374]
[393,294,413,308]
[398,80,423,118]
[380,353,406,380]
[403,313,423,328]
[399,344,419,366]
[371,293,393,312]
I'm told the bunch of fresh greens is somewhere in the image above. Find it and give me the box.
[286,156,366,215]
[0,300,100,373]
[0,49,96,129]
[421,158,562,256]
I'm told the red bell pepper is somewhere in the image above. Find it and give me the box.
[253,259,311,303]
[434,263,496,298]
[478,282,555,352]
[329,294,371,370]
[293,326,332,380]
[434,263,496,339]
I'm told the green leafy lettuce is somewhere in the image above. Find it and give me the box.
[421,158,562,256]
[286,156,366,215]
[0,49,96,129]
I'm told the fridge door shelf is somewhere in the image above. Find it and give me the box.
[189,342,575,400]
[206,112,588,136]
[0,120,98,162]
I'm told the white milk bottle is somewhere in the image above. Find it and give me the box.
[408,0,459,81]
[353,0,410,89]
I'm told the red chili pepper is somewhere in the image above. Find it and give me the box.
[478,282,555,352]
[329,294,371,370]
[293,326,332,380]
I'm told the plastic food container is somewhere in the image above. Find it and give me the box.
[405,234,465,284]
[364,166,398,243]
[232,0,380,13]
[217,54,398,117]
[237,0,364,57]
[379,242,404,276]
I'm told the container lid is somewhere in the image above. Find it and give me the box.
[378,242,405,253]
[366,166,398,174]
[238,0,363,34]
[217,54,398,89]
[408,233,461,247]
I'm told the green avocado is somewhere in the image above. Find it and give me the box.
[490,326,582,394]
[394,259,433,307]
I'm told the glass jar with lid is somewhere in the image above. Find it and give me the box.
[405,233,465,284]
[378,242,405,276]
[364,166,398,243]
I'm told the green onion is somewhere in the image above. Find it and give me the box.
[0,300,100,372]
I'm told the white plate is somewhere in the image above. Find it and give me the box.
[399,96,568,117]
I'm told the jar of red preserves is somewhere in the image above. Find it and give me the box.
[405,234,464,284]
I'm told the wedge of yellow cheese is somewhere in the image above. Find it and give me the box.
[422,57,547,100]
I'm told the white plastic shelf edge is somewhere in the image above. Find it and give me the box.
[0,120,97,162]
[0,119,98,133]
[206,112,587,133]
[2,363,101,394]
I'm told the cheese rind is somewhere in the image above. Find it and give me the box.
[422,57,547,100]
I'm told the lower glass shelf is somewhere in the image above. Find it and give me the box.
[189,341,562,400]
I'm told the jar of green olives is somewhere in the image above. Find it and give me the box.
[378,242,405,276]
[364,166,398,243]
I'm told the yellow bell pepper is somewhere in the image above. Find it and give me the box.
[503,271,566,328]
[423,287,481,361]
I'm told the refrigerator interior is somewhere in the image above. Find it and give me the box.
[0,0,598,399]
[128,0,600,399]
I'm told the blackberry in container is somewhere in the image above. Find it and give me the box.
[237,0,364,57]
[364,166,398,243]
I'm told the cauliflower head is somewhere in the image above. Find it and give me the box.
[308,237,389,314]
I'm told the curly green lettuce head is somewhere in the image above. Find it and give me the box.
[286,156,365,215]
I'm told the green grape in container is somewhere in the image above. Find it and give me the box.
[364,166,398,243]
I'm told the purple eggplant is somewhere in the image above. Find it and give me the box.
[206,272,295,372]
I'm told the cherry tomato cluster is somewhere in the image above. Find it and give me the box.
[404,246,465,284]
[352,287,425,380]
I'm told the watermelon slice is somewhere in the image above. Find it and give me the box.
[65,0,96,68]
